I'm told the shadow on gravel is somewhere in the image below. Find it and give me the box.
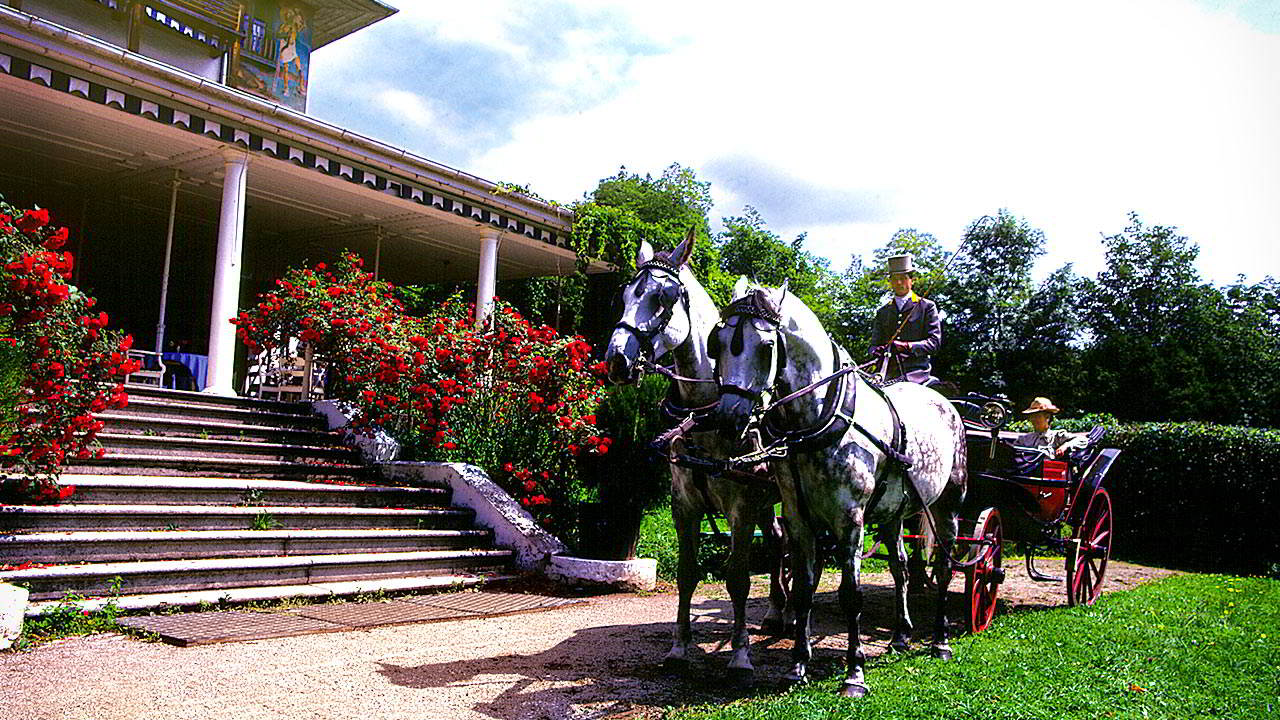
[374,585,970,720]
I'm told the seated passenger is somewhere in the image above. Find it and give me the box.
[1015,397,1089,458]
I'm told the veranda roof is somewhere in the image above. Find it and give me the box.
[0,5,604,284]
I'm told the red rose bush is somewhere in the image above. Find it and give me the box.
[232,253,609,535]
[0,199,138,502]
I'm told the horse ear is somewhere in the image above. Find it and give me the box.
[733,275,751,300]
[775,279,790,305]
[636,240,655,266]
[671,227,696,267]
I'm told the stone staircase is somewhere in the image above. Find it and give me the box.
[0,386,515,614]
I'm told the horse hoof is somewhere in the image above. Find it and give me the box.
[759,618,785,635]
[838,681,870,699]
[889,639,911,654]
[661,656,690,674]
[931,645,953,661]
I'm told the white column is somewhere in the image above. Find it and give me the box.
[475,229,501,327]
[204,148,250,395]
[154,171,181,354]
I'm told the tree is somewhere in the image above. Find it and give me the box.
[714,207,850,342]
[1002,264,1088,410]
[1080,213,1221,422]
[937,211,1046,392]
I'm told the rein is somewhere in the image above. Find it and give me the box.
[636,358,716,384]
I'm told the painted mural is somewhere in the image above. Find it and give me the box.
[229,0,312,112]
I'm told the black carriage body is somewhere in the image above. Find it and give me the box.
[962,428,1119,551]
[935,393,1121,628]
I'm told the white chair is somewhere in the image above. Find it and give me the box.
[125,350,167,387]
[244,339,323,402]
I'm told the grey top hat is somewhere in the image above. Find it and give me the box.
[886,254,917,275]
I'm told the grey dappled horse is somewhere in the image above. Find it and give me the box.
[604,231,788,681]
[710,278,967,697]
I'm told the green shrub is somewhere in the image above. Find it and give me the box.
[1051,418,1279,576]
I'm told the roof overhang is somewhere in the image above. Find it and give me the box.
[0,5,609,281]
[309,0,400,49]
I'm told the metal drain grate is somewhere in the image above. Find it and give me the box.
[409,591,584,615]
[118,612,342,646]
[294,601,473,627]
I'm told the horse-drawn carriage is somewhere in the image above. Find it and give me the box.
[925,393,1118,632]
[605,231,1121,695]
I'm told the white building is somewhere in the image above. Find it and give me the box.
[0,0,600,395]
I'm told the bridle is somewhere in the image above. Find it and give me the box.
[709,291,788,405]
[612,258,691,365]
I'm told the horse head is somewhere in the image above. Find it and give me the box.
[604,228,697,385]
[710,276,789,438]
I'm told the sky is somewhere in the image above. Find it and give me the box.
[308,0,1280,286]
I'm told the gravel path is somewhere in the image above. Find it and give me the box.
[0,561,1173,720]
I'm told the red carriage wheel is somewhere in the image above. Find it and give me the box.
[965,508,1003,633]
[1067,488,1112,606]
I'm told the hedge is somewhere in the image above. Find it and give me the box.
[1052,418,1279,577]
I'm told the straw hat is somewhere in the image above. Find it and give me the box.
[1021,397,1060,415]
[886,254,917,276]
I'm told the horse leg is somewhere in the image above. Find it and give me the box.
[880,518,913,652]
[758,508,790,634]
[837,523,870,698]
[930,502,959,661]
[724,506,756,683]
[663,487,703,671]
[784,527,819,686]
[906,514,929,594]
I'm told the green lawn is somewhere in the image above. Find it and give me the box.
[668,573,1279,720]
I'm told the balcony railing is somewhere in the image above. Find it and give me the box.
[155,0,242,34]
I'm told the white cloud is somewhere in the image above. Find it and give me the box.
[375,89,438,128]
[329,0,1280,284]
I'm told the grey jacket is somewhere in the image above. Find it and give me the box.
[869,295,941,381]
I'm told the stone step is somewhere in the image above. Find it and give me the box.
[66,453,374,479]
[93,434,357,463]
[0,528,494,564]
[121,385,314,415]
[24,572,517,616]
[0,504,475,532]
[0,549,515,600]
[113,396,326,431]
[95,412,338,444]
[50,475,449,508]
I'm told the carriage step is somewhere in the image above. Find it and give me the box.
[1,548,515,600]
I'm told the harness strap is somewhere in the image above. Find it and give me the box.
[760,341,857,453]
[855,381,912,469]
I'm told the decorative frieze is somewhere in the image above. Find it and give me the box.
[0,48,569,249]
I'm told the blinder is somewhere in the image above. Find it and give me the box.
[710,289,789,400]
[611,260,691,363]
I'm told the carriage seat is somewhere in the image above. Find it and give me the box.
[1009,425,1106,480]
